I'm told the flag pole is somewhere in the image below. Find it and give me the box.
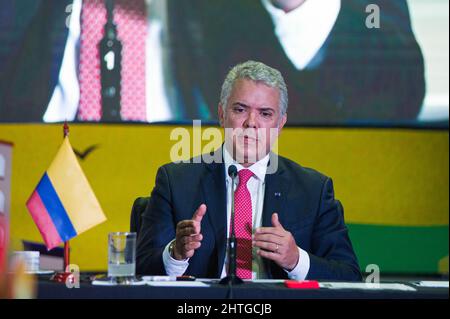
[63,121,70,270]
[51,121,73,283]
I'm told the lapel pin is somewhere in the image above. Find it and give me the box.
[274,192,281,197]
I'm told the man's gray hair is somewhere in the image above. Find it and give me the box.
[220,60,288,116]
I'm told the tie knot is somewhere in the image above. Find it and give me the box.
[238,169,254,186]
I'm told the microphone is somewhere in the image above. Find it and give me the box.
[228,164,238,179]
[219,165,244,285]
[99,0,122,121]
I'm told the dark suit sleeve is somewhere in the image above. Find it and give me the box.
[306,178,362,281]
[136,166,176,275]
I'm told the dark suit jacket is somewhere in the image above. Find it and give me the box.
[173,0,426,124]
[136,149,362,281]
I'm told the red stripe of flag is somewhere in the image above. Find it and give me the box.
[26,190,63,250]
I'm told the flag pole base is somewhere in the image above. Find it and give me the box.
[51,272,75,284]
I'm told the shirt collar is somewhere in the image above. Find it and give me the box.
[261,0,341,27]
[223,146,270,182]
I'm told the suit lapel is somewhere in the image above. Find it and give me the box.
[262,155,290,227]
[262,155,290,279]
[201,150,227,278]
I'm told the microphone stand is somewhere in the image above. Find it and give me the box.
[220,167,244,293]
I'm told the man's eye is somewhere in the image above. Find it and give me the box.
[234,107,245,113]
[261,112,272,117]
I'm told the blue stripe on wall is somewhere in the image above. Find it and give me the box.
[36,173,77,242]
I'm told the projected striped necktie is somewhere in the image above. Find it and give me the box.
[234,169,254,279]
[78,0,147,121]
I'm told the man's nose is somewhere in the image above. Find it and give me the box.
[244,111,258,128]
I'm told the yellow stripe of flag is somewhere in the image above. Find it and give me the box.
[47,137,106,234]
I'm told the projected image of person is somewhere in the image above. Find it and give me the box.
[180,0,426,124]
[0,0,427,125]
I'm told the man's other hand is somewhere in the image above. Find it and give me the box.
[253,212,300,271]
[173,204,207,260]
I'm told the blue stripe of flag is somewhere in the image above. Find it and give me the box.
[36,173,77,242]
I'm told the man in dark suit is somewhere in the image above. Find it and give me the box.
[136,61,361,280]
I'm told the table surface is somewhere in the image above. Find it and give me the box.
[36,274,449,299]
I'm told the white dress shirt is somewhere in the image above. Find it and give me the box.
[261,0,342,70]
[163,147,310,280]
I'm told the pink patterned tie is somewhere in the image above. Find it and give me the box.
[78,0,147,121]
[234,169,254,279]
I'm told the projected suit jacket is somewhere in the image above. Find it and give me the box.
[172,0,426,125]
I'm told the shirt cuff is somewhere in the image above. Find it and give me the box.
[162,240,190,276]
[285,246,310,280]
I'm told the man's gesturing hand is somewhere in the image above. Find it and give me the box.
[172,204,207,260]
[253,213,300,271]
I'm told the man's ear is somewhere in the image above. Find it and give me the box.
[218,104,225,127]
[278,113,287,134]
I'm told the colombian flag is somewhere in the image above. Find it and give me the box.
[26,137,106,250]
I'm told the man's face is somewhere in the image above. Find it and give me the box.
[218,79,287,166]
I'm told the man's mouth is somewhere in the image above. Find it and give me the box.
[243,135,258,142]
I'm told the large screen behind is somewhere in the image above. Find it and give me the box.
[0,0,448,126]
